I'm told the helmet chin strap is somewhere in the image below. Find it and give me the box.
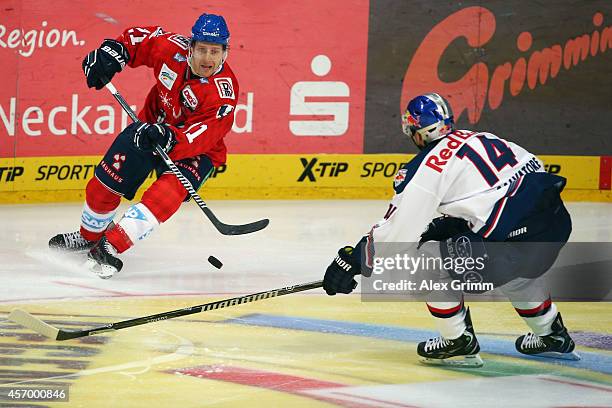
[187,45,196,75]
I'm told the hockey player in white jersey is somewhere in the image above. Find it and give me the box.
[323,93,579,366]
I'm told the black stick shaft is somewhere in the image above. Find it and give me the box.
[107,83,138,122]
[58,280,323,340]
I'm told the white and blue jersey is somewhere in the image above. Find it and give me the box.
[367,129,561,254]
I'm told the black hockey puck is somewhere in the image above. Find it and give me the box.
[208,255,223,269]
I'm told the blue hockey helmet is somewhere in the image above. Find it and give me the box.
[402,93,455,148]
[191,13,230,47]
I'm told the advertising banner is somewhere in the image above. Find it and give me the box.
[0,0,369,158]
[2,1,610,202]
[364,1,612,155]
[0,154,604,202]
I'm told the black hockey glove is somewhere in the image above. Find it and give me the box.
[133,123,176,154]
[82,39,129,90]
[418,216,470,248]
[323,246,360,296]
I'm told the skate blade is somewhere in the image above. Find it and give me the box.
[525,351,581,361]
[419,353,484,368]
[85,259,117,280]
[49,246,92,253]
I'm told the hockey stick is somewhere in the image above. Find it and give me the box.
[9,280,323,341]
[103,81,269,236]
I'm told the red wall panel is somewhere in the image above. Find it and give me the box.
[0,0,369,158]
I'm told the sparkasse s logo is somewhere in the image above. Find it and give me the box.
[289,55,350,137]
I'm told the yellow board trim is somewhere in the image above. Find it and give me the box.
[0,154,608,203]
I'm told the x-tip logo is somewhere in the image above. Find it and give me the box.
[298,158,349,182]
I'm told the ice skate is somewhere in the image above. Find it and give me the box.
[49,231,96,252]
[417,308,483,368]
[49,222,115,252]
[86,237,123,279]
[516,313,580,360]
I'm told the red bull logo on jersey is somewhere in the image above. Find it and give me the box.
[425,130,475,173]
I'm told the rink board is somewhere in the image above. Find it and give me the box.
[0,298,610,408]
[0,154,610,202]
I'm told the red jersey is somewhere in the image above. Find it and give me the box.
[116,26,239,166]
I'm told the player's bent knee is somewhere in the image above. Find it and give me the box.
[141,175,185,223]
[85,177,121,212]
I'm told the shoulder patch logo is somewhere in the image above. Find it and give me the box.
[181,85,198,111]
[214,77,235,99]
[173,52,187,62]
[216,104,235,119]
[158,63,177,90]
[167,34,190,50]
[394,169,407,187]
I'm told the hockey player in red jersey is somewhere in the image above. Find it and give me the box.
[322,93,580,366]
[49,13,238,278]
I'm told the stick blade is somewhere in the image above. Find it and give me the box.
[9,309,60,340]
[222,218,270,235]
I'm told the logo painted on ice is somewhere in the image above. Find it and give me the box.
[112,154,126,171]
[289,55,350,136]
